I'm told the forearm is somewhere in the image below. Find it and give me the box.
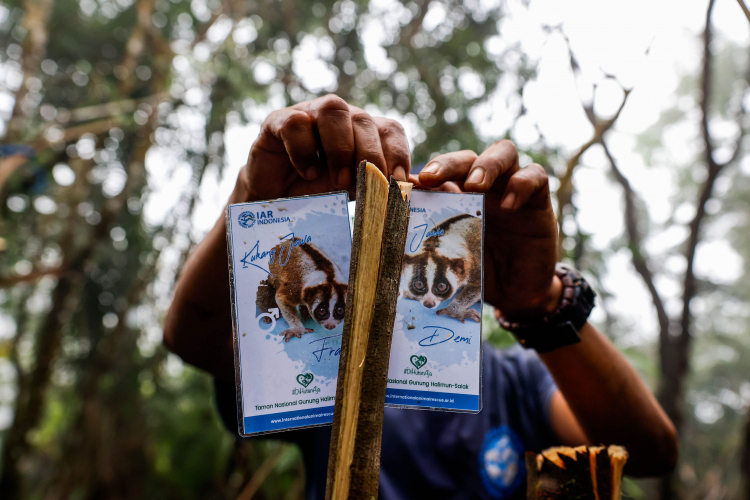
[541,323,678,477]
[163,184,248,382]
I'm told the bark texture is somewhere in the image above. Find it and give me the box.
[348,178,410,497]
[326,162,411,500]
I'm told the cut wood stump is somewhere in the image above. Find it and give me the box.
[526,445,629,500]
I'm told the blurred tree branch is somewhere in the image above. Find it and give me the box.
[668,0,744,434]
[0,155,31,193]
[590,1,748,498]
[0,120,155,497]
[0,269,80,497]
[30,119,115,150]
[7,286,33,401]
[660,1,748,494]
[0,59,165,495]
[737,0,750,23]
[7,0,56,142]
[0,266,65,288]
[66,93,170,123]
[117,0,155,96]
[557,4,750,496]
[600,141,670,339]
[49,255,157,498]
[555,31,632,255]
[236,445,289,500]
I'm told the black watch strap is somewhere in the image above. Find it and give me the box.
[498,263,596,353]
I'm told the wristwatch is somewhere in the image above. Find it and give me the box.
[497,263,596,353]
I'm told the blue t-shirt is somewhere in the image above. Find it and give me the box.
[215,344,559,499]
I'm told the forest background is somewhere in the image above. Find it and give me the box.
[0,0,749,499]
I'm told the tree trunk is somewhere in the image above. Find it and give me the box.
[742,411,750,500]
[658,2,723,498]
[0,274,76,498]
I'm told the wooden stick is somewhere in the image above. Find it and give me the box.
[326,162,389,499]
[347,178,411,497]
[326,162,411,499]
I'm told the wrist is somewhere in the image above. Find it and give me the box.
[498,263,596,353]
[541,274,564,316]
[230,170,253,205]
[503,274,563,322]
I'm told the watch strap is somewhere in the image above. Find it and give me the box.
[499,263,595,353]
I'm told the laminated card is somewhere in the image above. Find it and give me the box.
[385,190,484,412]
[226,193,351,436]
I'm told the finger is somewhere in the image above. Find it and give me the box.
[350,108,388,177]
[409,174,462,193]
[408,173,422,187]
[466,139,520,193]
[418,150,478,188]
[500,163,550,212]
[373,117,410,181]
[437,181,462,193]
[257,108,319,181]
[304,95,356,189]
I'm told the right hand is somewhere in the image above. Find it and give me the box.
[234,94,411,203]
[409,141,559,319]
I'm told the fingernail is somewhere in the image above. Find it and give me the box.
[336,168,351,187]
[421,162,441,175]
[306,166,318,181]
[393,166,406,181]
[466,167,485,185]
[501,192,516,210]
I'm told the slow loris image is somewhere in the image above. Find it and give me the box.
[257,240,347,342]
[400,214,481,323]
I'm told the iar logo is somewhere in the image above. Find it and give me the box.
[238,211,255,228]
[410,355,427,370]
[296,373,314,388]
[479,425,525,498]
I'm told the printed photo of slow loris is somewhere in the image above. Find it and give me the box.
[400,214,481,323]
[257,240,348,342]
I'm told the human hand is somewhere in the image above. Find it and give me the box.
[234,95,411,203]
[413,140,561,319]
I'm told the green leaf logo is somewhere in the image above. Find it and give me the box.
[297,373,314,388]
[410,355,427,370]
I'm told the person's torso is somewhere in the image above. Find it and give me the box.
[295,345,558,500]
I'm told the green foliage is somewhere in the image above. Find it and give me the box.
[0,0,537,497]
[482,304,517,350]
[0,0,748,498]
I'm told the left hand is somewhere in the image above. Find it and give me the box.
[413,140,561,318]
[236,95,410,204]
